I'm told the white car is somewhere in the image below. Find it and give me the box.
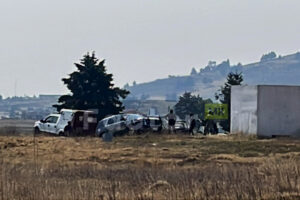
[34,109,97,136]
[34,113,66,136]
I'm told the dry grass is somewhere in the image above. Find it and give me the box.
[0,134,300,199]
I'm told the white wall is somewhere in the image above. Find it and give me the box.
[231,85,258,134]
[257,85,300,137]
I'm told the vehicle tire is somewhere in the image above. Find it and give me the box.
[34,127,40,135]
[58,132,65,137]
[119,127,129,136]
[99,130,107,138]
[136,129,143,135]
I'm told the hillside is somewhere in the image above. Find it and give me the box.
[127,52,300,100]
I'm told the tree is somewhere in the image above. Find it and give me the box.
[190,67,197,75]
[123,83,130,90]
[208,61,216,67]
[53,52,129,120]
[260,51,277,62]
[175,92,212,120]
[215,72,243,131]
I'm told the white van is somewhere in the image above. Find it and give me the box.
[34,109,97,136]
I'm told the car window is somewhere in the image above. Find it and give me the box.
[107,118,114,125]
[45,116,53,123]
[52,116,59,124]
[45,116,59,124]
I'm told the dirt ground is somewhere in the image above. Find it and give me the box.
[0,133,300,199]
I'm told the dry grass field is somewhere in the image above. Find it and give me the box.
[0,133,300,200]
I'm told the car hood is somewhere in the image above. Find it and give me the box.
[34,121,41,126]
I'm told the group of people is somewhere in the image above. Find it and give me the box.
[164,109,197,134]
[165,109,218,135]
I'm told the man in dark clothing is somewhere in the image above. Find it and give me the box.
[189,113,196,135]
[64,121,73,136]
[158,116,163,133]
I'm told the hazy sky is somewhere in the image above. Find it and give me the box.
[1,0,300,97]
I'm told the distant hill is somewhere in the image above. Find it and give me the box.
[127,52,300,100]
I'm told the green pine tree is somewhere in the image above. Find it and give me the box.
[215,72,243,131]
[54,52,129,119]
[175,92,212,120]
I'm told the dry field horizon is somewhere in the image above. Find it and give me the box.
[1,132,300,200]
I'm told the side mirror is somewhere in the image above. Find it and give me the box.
[40,119,45,123]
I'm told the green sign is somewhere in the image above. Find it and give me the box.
[205,104,228,120]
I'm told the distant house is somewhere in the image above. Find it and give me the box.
[231,85,300,138]
[0,112,10,119]
[39,95,60,100]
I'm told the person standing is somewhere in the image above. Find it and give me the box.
[189,113,196,135]
[64,121,73,136]
[166,109,176,133]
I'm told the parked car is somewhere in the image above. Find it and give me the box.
[96,113,168,137]
[34,113,63,135]
[34,109,97,136]
[95,114,129,137]
[175,120,188,132]
[125,114,145,133]
[145,116,163,132]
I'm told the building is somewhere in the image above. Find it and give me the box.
[231,85,300,137]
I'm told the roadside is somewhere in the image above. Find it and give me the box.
[0,120,35,136]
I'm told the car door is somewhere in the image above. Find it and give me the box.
[49,116,59,134]
[114,115,125,131]
[44,116,59,134]
[39,118,47,132]
[106,117,115,133]
[42,116,53,133]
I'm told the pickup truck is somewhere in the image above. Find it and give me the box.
[34,109,97,136]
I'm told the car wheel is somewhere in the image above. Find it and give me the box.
[34,127,40,135]
[58,132,65,137]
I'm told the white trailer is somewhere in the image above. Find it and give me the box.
[231,85,300,138]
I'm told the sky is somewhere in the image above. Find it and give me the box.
[0,0,300,97]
